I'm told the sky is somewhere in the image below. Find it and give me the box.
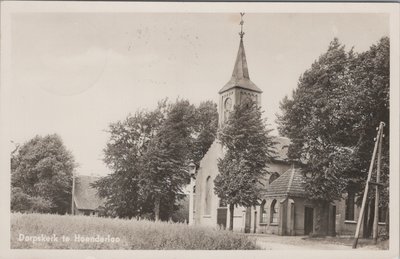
[7,13,389,176]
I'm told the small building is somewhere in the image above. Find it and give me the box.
[258,167,337,236]
[72,175,105,216]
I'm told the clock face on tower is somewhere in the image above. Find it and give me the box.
[224,98,232,110]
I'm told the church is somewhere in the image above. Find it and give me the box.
[188,18,387,237]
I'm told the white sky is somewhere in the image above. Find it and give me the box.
[7,13,388,176]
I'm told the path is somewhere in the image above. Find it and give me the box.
[248,234,383,250]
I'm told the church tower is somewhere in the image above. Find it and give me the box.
[218,13,263,127]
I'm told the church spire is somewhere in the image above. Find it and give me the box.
[232,13,249,79]
[218,13,262,94]
[231,35,250,80]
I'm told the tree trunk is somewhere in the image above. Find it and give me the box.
[154,197,161,221]
[229,203,234,231]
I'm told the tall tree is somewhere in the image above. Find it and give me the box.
[141,100,196,220]
[214,100,276,230]
[277,37,389,235]
[11,134,76,214]
[94,99,218,220]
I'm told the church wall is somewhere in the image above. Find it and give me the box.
[194,140,223,228]
[238,89,260,105]
[293,197,310,235]
[251,196,319,236]
[335,199,355,236]
[253,196,284,235]
[226,205,247,232]
[193,133,292,231]
[333,198,387,237]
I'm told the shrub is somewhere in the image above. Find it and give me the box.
[11,187,32,212]
[11,187,53,213]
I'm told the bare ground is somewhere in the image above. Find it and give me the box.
[248,234,389,250]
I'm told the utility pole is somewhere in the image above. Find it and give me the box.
[352,122,385,249]
[373,123,384,244]
[71,170,75,215]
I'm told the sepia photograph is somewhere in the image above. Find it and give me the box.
[0,2,399,259]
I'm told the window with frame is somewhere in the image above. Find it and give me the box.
[378,206,387,223]
[270,199,279,224]
[345,190,355,221]
[260,199,267,224]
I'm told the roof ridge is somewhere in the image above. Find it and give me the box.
[286,167,296,194]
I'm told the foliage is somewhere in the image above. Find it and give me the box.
[11,213,258,249]
[277,37,389,204]
[170,195,190,223]
[190,101,219,165]
[214,100,276,229]
[93,99,218,220]
[11,134,75,214]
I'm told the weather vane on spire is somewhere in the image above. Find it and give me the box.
[239,13,245,39]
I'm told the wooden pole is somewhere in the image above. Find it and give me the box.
[352,122,384,249]
[71,171,75,215]
[373,123,384,244]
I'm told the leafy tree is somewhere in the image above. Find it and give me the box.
[214,100,276,230]
[190,101,219,165]
[141,100,196,220]
[93,101,168,218]
[277,37,389,235]
[11,134,75,214]
[94,99,218,220]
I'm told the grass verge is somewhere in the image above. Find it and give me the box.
[11,213,258,250]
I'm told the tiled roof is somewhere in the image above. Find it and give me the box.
[219,38,262,94]
[73,175,105,210]
[264,168,307,197]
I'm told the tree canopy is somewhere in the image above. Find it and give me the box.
[93,99,218,220]
[214,100,276,230]
[277,37,390,205]
[11,134,76,214]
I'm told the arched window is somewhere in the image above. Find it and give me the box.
[260,199,267,224]
[205,176,212,215]
[269,172,280,184]
[270,199,279,223]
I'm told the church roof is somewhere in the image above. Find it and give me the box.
[73,175,105,211]
[219,38,263,94]
[264,168,307,197]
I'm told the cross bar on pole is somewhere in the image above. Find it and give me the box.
[352,122,385,249]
